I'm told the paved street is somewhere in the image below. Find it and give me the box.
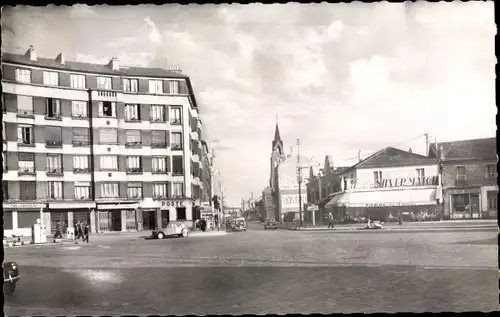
[4,222,498,315]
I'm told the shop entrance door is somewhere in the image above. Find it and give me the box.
[111,210,122,231]
[160,209,170,228]
[470,194,480,219]
[143,210,157,230]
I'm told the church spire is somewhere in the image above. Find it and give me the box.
[272,114,283,151]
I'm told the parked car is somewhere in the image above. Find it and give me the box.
[3,261,20,296]
[230,218,247,232]
[264,219,278,230]
[152,221,189,239]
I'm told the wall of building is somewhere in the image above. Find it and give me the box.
[441,161,497,187]
[355,164,439,185]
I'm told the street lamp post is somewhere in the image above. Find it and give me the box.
[296,139,303,227]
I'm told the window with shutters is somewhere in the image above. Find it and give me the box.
[46,154,62,174]
[172,183,184,197]
[99,128,118,144]
[74,182,91,200]
[151,130,167,148]
[72,101,88,118]
[150,105,166,122]
[168,81,180,94]
[153,183,169,199]
[172,155,183,175]
[16,68,31,83]
[170,107,182,125]
[152,156,169,173]
[100,155,118,170]
[98,101,116,117]
[149,80,163,94]
[70,74,86,89]
[127,182,143,199]
[43,71,59,86]
[45,98,61,119]
[18,152,35,174]
[72,128,90,146]
[19,181,36,200]
[18,124,34,145]
[97,76,112,90]
[45,126,63,147]
[171,132,183,150]
[47,181,63,199]
[101,183,119,197]
[126,156,142,173]
[125,104,140,121]
[17,95,34,117]
[73,155,89,173]
[125,130,142,147]
[123,78,138,92]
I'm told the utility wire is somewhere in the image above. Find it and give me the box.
[333,133,429,164]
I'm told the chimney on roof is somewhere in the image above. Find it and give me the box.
[55,53,65,65]
[108,57,119,71]
[408,148,412,153]
[358,149,362,162]
[25,45,37,61]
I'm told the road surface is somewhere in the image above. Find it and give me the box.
[4,222,498,315]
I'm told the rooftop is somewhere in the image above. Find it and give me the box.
[2,51,187,79]
[429,137,497,161]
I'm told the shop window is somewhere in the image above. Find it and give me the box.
[487,191,497,210]
[177,207,186,221]
[17,211,39,228]
[4,211,13,230]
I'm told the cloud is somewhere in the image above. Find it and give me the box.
[5,3,495,206]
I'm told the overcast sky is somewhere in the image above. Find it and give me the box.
[2,3,496,206]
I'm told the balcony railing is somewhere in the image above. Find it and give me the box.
[125,117,141,122]
[17,110,34,117]
[171,144,183,150]
[18,140,35,147]
[150,117,166,123]
[45,114,62,121]
[73,140,90,147]
[172,170,184,176]
[97,90,117,98]
[19,196,37,201]
[18,167,35,175]
[46,140,63,148]
[125,141,142,148]
[152,169,168,174]
[153,195,169,200]
[74,168,90,173]
[46,168,63,176]
[126,167,143,174]
[170,119,182,125]
[151,143,167,149]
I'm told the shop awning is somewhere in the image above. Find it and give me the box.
[325,188,438,208]
[98,203,139,210]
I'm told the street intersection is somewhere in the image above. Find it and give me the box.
[4,222,498,315]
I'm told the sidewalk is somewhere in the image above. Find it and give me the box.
[279,219,498,233]
[4,229,228,248]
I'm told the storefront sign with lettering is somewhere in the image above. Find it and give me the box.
[161,200,185,208]
[350,176,438,190]
[3,203,45,209]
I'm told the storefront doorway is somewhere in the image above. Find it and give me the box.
[143,209,157,230]
[451,193,481,219]
[50,210,69,234]
[160,209,170,228]
[111,210,122,231]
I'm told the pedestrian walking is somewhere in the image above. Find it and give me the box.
[54,221,63,239]
[82,224,90,243]
[327,212,334,228]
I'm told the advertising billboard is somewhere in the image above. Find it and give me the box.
[281,194,308,210]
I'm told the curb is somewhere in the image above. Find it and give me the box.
[290,227,498,233]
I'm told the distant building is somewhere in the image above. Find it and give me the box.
[269,123,311,222]
[429,137,497,219]
[262,187,274,219]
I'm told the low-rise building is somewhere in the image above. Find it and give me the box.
[429,137,497,219]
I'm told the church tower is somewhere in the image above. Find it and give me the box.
[269,122,284,188]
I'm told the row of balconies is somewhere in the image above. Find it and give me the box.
[14,140,184,149]
[7,167,185,176]
[13,110,185,125]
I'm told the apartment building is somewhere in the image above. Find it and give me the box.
[2,46,207,236]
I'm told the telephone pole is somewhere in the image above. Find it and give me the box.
[425,133,429,156]
[296,139,303,227]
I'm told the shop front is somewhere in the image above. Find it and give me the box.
[448,188,482,219]
[96,202,139,232]
[2,203,46,237]
[47,201,96,234]
[159,199,193,228]
[326,187,440,222]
